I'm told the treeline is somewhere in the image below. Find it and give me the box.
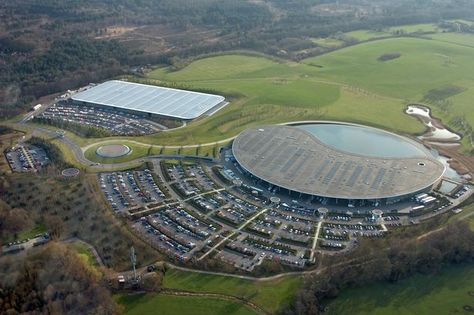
[284,221,474,314]
[0,242,118,314]
[1,37,130,117]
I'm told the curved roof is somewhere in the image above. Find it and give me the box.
[232,125,445,200]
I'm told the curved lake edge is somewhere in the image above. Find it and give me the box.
[282,120,467,182]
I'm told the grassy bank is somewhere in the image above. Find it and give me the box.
[326,264,474,315]
[162,269,303,313]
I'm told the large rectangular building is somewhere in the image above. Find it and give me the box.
[71,80,226,120]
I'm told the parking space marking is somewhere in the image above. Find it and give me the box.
[198,208,269,261]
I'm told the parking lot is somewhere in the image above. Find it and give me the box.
[37,102,163,135]
[96,158,436,271]
[5,145,49,172]
[99,169,167,212]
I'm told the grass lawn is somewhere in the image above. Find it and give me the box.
[137,53,422,146]
[345,23,438,41]
[303,37,474,99]
[303,36,474,129]
[19,224,46,239]
[345,29,390,41]
[69,241,100,267]
[312,37,345,48]
[147,54,278,82]
[162,269,303,313]
[326,264,474,315]
[84,141,152,164]
[5,224,47,242]
[116,293,258,315]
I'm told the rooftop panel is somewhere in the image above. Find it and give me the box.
[71,80,225,120]
[232,125,446,200]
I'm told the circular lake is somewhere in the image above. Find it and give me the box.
[297,123,429,158]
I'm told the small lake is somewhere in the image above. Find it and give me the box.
[297,123,429,158]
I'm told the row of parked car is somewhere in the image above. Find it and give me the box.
[38,102,161,135]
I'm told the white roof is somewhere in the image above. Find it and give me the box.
[71,80,225,120]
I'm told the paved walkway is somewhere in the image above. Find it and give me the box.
[198,208,269,261]
[310,220,323,263]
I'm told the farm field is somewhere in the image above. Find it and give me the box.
[116,294,257,315]
[326,264,474,315]
[162,269,303,314]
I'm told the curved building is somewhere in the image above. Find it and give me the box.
[232,125,445,206]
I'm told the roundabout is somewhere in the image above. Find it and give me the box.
[61,168,80,177]
[95,144,132,158]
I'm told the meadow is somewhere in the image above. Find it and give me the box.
[326,264,474,315]
[162,269,303,313]
[303,36,474,137]
[141,53,423,145]
[116,294,258,315]
[115,268,302,315]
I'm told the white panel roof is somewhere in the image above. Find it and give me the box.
[71,80,225,120]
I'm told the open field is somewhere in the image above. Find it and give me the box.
[326,264,474,315]
[303,36,474,134]
[344,23,439,41]
[141,54,423,144]
[345,29,391,41]
[312,37,345,48]
[116,294,258,315]
[162,269,303,313]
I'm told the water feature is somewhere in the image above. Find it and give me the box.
[297,123,429,158]
[437,180,458,195]
[296,122,465,182]
[405,105,461,142]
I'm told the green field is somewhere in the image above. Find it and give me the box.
[162,269,303,313]
[326,264,474,315]
[141,53,423,145]
[345,29,391,41]
[344,23,439,41]
[304,36,474,130]
[312,37,345,48]
[116,294,257,315]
